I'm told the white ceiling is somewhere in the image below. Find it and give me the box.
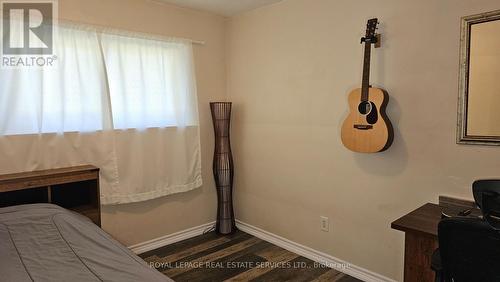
[158,0,283,16]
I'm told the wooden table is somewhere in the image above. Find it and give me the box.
[391,204,441,282]
[391,202,479,282]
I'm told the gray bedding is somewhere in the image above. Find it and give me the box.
[0,204,172,282]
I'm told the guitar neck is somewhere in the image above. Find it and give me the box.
[361,42,372,102]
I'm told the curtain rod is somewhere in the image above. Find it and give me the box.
[188,39,206,46]
[58,18,206,46]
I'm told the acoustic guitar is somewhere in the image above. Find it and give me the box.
[341,18,393,153]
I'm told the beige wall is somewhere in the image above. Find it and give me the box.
[54,0,500,280]
[226,0,500,280]
[59,0,226,246]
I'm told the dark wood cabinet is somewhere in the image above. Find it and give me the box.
[0,165,101,226]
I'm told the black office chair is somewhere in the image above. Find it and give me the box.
[431,180,500,282]
[473,180,500,231]
[437,217,500,282]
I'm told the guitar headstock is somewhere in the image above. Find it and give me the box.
[360,18,379,45]
[365,18,379,38]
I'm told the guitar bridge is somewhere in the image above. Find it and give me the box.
[354,124,373,130]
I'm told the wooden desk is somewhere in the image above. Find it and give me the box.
[391,201,478,282]
[391,204,441,282]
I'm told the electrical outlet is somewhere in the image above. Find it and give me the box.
[320,216,329,232]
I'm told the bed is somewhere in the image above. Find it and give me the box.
[0,204,172,282]
[0,166,171,282]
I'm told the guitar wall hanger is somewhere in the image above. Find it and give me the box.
[361,34,382,48]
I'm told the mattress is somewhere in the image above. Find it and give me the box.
[0,204,171,282]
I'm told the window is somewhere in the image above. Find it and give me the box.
[0,23,202,205]
[0,25,199,135]
[101,33,198,130]
[0,26,109,135]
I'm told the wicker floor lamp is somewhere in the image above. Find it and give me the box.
[210,102,237,235]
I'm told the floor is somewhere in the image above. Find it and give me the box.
[140,230,362,282]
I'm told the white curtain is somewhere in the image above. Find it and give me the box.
[99,32,202,204]
[101,33,199,129]
[0,24,202,205]
[0,26,111,135]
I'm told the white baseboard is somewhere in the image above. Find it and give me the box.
[128,221,215,254]
[236,220,396,282]
[128,220,395,282]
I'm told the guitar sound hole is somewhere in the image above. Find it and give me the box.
[358,101,372,115]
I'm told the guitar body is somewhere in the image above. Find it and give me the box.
[341,87,393,153]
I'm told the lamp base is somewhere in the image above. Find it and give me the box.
[215,186,237,235]
[215,220,237,235]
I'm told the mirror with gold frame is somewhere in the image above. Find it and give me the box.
[457,10,500,145]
